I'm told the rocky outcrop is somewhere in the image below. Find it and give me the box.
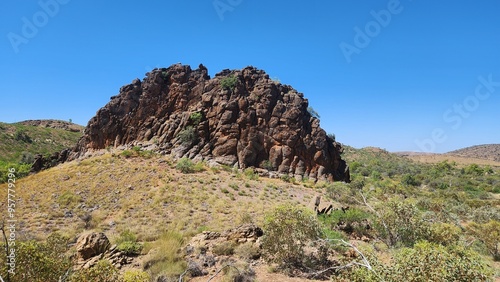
[30,149,70,173]
[74,232,132,270]
[67,64,349,182]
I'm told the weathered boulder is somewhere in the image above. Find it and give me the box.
[74,232,132,270]
[76,232,111,262]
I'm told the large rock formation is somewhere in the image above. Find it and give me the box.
[69,64,349,181]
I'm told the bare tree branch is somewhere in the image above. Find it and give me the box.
[357,192,395,247]
[178,269,189,282]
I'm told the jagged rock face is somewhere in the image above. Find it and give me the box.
[71,64,349,182]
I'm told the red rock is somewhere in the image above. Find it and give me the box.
[66,64,349,181]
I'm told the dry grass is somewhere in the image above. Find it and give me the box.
[0,151,320,243]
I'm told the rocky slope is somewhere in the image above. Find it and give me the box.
[68,64,349,182]
[18,119,84,133]
[0,121,83,164]
[447,144,500,162]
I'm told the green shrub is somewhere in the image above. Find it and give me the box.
[14,129,32,143]
[193,161,205,172]
[0,162,31,183]
[262,204,322,268]
[123,269,150,282]
[189,112,203,125]
[320,208,372,238]
[326,181,358,204]
[467,220,500,260]
[261,160,274,171]
[121,150,133,158]
[68,260,121,282]
[401,174,421,187]
[349,161,361,172]
[220,75,238,91]
[0,233,71,282]
[115,230,143,255]
[177,126,197,144]
[244,168,259,180]
[176,158,194,173]
[341,241,492,281]
[376,198,430,247]
[428,223,461,246]
[280,174,290,182]
[143,231,186,279]
[463,163,484,176]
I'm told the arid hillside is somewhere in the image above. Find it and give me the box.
[447,144,500,162]
[396,144,500,167]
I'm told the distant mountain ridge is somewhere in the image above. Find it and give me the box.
[18,119,84,132]
[446,144,500,162]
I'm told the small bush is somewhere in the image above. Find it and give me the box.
[221,263,255,282]
[321,208,372,238]
[220,75,238,91]
[143,231,186,279]
[262,204,322,268]
[193,161,205,172]
[0,233,72,282]
[261,160,274,171]
[123,269,150,282]
[0,162,31,183]
[428,223,461,246]
[14,129,32,143]
[244,168,259,180]
[121,150,133,158]
[376,198,431,247]
[68,260,121,282]
[176,158,194,173]
[341,241,493,281]
[115,230,143,255]
[401,174,421,186]
[177,126,197,145]
[189,112,203,125]
[467,220,500,260]
[229,183,239,190]
[280,174,291,182]
[212,241,237,256]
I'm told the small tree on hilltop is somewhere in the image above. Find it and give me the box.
[220,75,238,92]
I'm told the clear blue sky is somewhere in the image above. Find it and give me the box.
[1,0,499,153]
